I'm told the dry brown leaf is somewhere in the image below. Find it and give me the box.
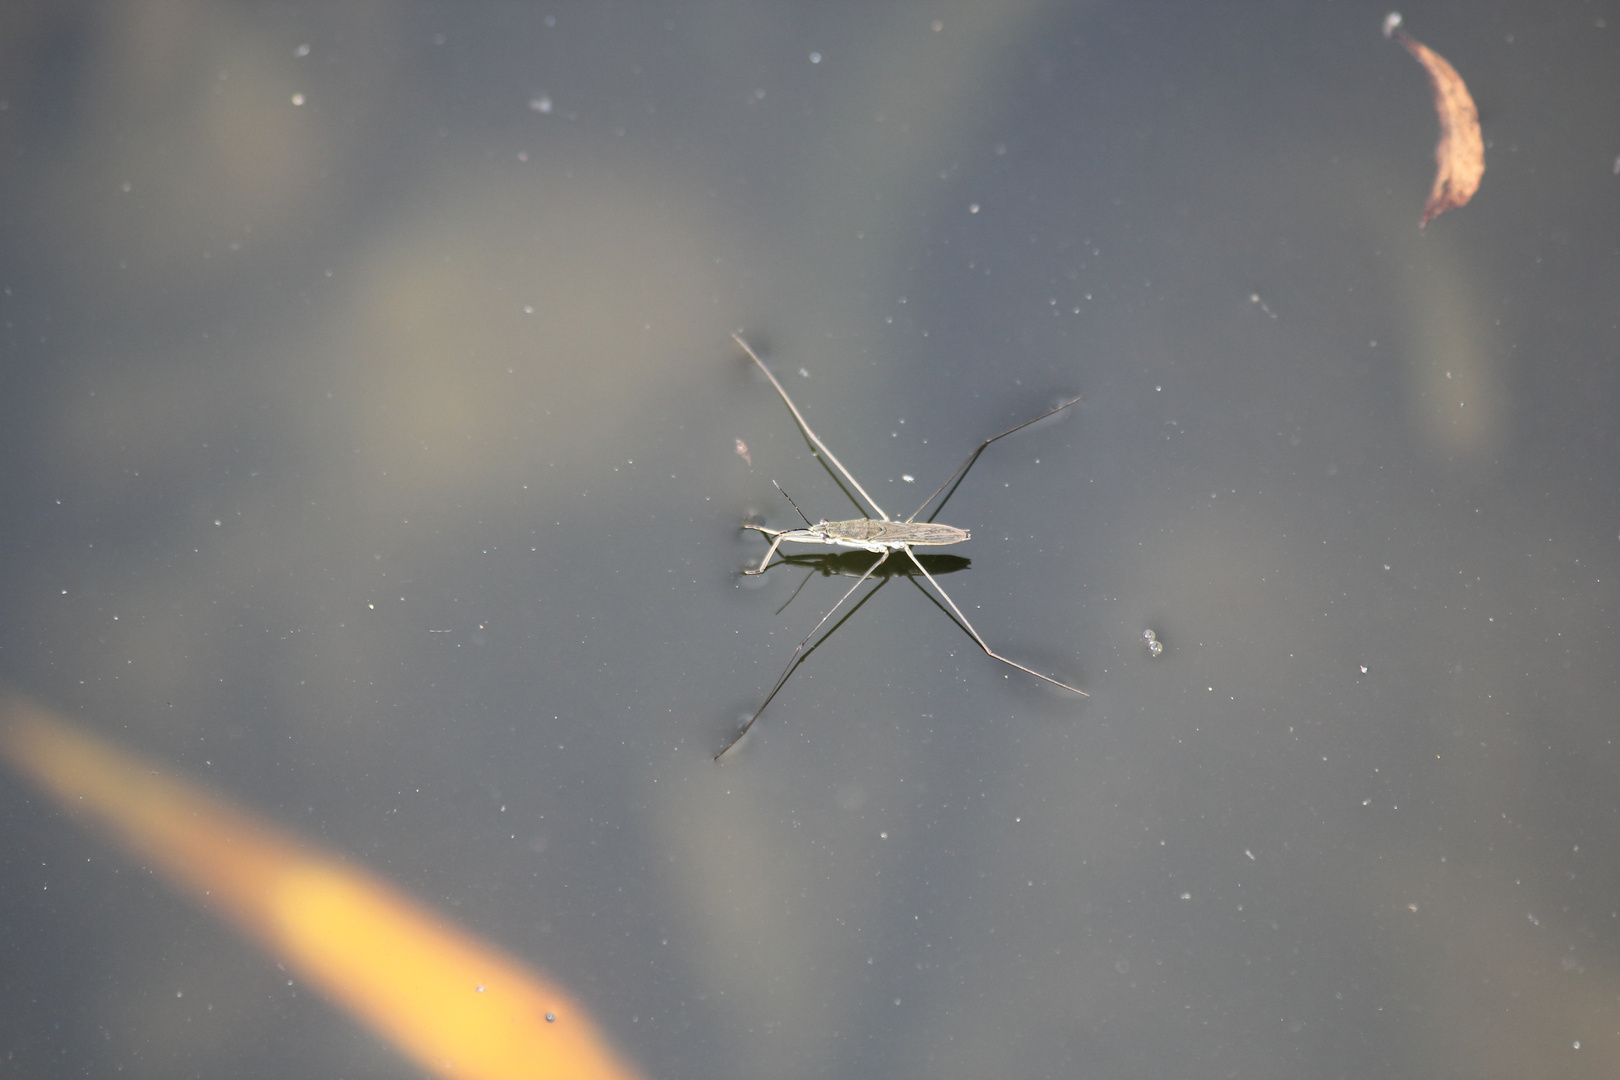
[1385,13,1484,228]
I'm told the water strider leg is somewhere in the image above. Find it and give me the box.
[733,333,891,521]
[716,548,892,760]
[742,524,789,575]
[909,394,1082,524]
[903,545,1088,697]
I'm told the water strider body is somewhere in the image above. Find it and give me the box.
[744,516,968,574]
[721,332,1086,760]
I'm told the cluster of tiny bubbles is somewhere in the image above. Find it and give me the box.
[1143,629,1163,658]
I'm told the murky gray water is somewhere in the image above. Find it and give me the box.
[3,3,1617,1078]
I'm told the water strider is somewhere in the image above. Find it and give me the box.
[718,333,1087,760]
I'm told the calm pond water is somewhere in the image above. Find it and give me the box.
[2,3,1617,1078]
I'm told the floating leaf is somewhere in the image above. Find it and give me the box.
[1385,12,1484,228]
[0,695,647,1080]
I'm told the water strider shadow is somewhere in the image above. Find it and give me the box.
[773,549,971,579]
[759,550,970,616]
